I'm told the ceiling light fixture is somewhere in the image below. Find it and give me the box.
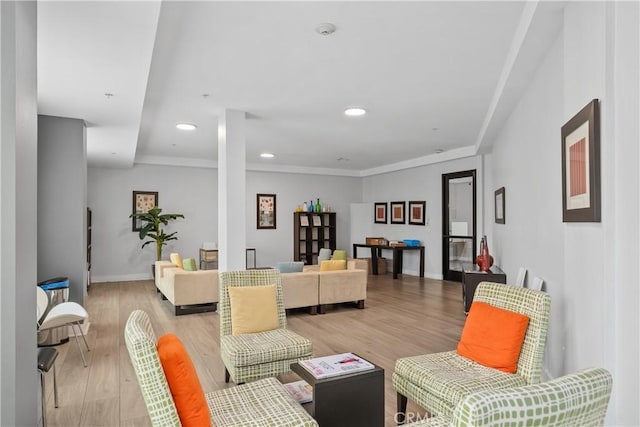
[435,148,444,154]
[260,153,275,158]
[176,123,197,131]
[316,23,336,36]
[344,107,366,117]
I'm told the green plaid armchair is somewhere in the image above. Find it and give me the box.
[219,270,313,384]
[124,310,318,426]
[404,368,612,426]
[393,282,551,421]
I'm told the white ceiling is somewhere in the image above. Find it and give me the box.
[37,1,564,175]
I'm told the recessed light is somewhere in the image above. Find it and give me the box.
[344,107,366,117]
[176,123,197,131]
[260,153,275,158]
[316,23,336,36]
[435,148,444,154]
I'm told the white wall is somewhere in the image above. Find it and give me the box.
[38,115,87,304]
[362,156,482,279]
[0,2,38,425]
[488,2,639,424]
[88,164,361,281]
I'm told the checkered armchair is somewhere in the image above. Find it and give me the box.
[393,282,551,420]
[404,368,612,426]
[124,310,318,426]
[219,270,313,384]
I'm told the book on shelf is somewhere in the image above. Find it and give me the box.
[283,380,313,404]
[298,353,375,379]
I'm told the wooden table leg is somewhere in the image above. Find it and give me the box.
[371,247,378,275]
[420,247,425,277]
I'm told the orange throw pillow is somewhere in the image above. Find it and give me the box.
[157,333,211,427]
[456,302,530,373]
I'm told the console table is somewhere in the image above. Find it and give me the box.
[199,248,257,270]
[461,263,506,313]
[352,243,425,279]
[291,358,384,427]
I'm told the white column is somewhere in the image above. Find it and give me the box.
[0,1,38,425]
[218,109,246,271]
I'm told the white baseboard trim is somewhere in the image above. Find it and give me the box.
[392,269,443,280]
[92,273,152,283]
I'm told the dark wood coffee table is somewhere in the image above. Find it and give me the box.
[291,356,384,427]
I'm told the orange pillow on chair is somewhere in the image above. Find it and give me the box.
[456,302,530,373]
[157,333,211,427]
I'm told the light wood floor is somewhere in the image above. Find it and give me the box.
[43,273,466,427]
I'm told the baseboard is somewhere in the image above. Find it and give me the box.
[395,269,443,280]
[92,273,152,283]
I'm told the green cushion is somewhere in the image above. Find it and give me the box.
[183,258,197,271]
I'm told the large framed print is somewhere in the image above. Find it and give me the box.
[390,201,406,224]
[408,201,426,225]
[374,202,387,224]
[257,194,276,229]
[561,99,601,222]
[132,191,158,231]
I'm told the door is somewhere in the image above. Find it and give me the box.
[442,170,476,282]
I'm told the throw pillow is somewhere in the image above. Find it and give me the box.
[183,258,197,271]
[228,284,279,335]
[157,333,211,427]
[276,261,304,273]
[331,250,347,260]
[320,260,347,271]
[457,302,530,373]
[169,253,183,269]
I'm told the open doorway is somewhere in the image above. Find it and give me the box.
[442,170,476,282]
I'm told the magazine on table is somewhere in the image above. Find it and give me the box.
[299,353,375,379]
[283,380,313,403]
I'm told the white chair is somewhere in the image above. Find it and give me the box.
[531,276,545,291]
[37,287,90,367]
[515,267,527,287]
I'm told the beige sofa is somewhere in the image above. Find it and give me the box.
[154,261,218,315]
[281,259,368,314]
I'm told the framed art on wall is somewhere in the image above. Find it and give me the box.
[374,202,387,224]
[408,201,426,225]
[390,201,406,224]
[494,187,505,224]
[257,194,276,229]
[132,191,158,231]
[561,99,601,222]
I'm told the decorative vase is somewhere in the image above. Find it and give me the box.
[476,236,494,272]
[309,200,314,212]
[302,201,308,212]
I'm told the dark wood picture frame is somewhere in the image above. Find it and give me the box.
[374,202,387,224]
[257,193,276,229]
[494,187,505,224]
[561,99,601,222]
[408,201,426,225]
[390,201,406,224]
[132,191,158,232]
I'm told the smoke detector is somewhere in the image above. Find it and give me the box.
[316,23,336,36]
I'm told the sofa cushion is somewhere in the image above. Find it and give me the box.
[157,333,211,427]
[183,258,197,271]
[457,302,530,373]
[276,261,304,273]
[170,253,183,269]
[331,250,347,260]
[320,260,346,271]
[228,284,279,335]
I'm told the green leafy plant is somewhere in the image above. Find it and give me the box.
[130,206,184,261]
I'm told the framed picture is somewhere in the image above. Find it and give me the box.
[257,194,276,229]
[312,215,322,226]
[561,99,601,222]
[132,191,158,231]
[374,202,387,224]
[408,201,426,225]
[300,215,309,227]
[495,187,505,224]
[390,201,406,224]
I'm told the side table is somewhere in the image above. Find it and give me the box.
[462,263,506,313]
[291,358,384,427]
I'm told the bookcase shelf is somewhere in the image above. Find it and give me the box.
[293,212,336,265]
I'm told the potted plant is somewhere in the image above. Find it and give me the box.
[130,207,184,270]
